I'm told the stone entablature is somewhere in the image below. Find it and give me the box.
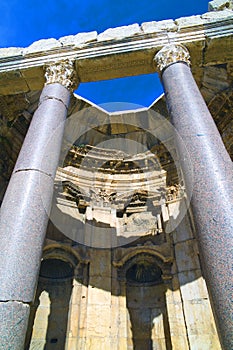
[0,9,232,94]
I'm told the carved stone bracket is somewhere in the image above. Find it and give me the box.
[44,59,79,91]
[154,43,190,72]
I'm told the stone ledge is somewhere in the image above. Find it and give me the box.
[0,11,232,95]
[0,11,232,60]
[202,8,233,19]
[141,19,177,33]
[175,15,204,29]
[59,31,97,47]
[97,23,141,42]
[23,38,62,55]
[0,47,23,58]
[209,0,233,11]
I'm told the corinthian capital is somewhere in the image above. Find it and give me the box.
[44,59,79,91]
[154,44,190,72]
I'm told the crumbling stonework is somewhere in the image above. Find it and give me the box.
[209,0,233,11]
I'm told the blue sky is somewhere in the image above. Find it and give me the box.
[1,0,209,110]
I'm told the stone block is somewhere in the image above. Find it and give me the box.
[118,337,128,350]
[151,312,165,339]
[70,282,82,305]
[127,284,165,308]
[87,284,111,305]
[166,199,191,235]
[141,19,177,33]
[23,38,62,55]
[200,65,229,93]
[188,334,221,350]
[86,304,111,336]
[183,40,205,68]
[77,337,86,349]
[97,23,141,41]
[65,337,78,349]
[59,31,97,47]
[0,70,29,95]
[174,239,200,272]
[209,0,233,11]
[165,281,182,304]
[68,304,80,337]
[179,272,209,300]
[29,339,46,349]
[109,305,120,338]
[0,47,23,58]
[204,35,233,66]
[175,15,204,29]
[110,294,119,306]
[165,301,188,336]
[183,298,218,336]
[78,306,87,336]
[89,250,112,277]
[118,307,128,338]
[201,9,233,20]
[170,335,189,350]
[85,336,112,350]
[172,210,194,244]
[20,66,45,91]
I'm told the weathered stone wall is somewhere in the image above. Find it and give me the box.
[25,200,222,349]
[167,199,221,349]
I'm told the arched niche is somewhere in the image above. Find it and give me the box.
[25,246,83,350]
[117,252,172,350]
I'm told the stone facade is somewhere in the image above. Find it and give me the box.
[0,3,232,350]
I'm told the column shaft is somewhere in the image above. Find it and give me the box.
[160,60,233,350]
[0,62,76,348]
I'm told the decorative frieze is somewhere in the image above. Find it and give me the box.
[44,59,79,91]
[154,43,190,72]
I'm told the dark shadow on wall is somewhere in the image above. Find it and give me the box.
[125,258,172,350]
[25,259,74,350]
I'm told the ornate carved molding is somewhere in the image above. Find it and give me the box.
[43,243,90,264]
[112,245,173,268]
[154,43,190,72]
[44,59,79,91]
[113,247,173,283]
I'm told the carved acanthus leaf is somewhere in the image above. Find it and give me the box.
[44,59,79,91]
[154,44,190,72]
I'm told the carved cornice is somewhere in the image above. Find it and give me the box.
[154,44,190,72]
[0,14,232,94]
[112,245,173,268]
[44,59,79,91]
[42,243,90,265]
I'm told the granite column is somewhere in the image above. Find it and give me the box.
[0,60,78,349]
[154,44,233,350]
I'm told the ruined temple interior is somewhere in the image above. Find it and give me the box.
[0,1,233,349]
